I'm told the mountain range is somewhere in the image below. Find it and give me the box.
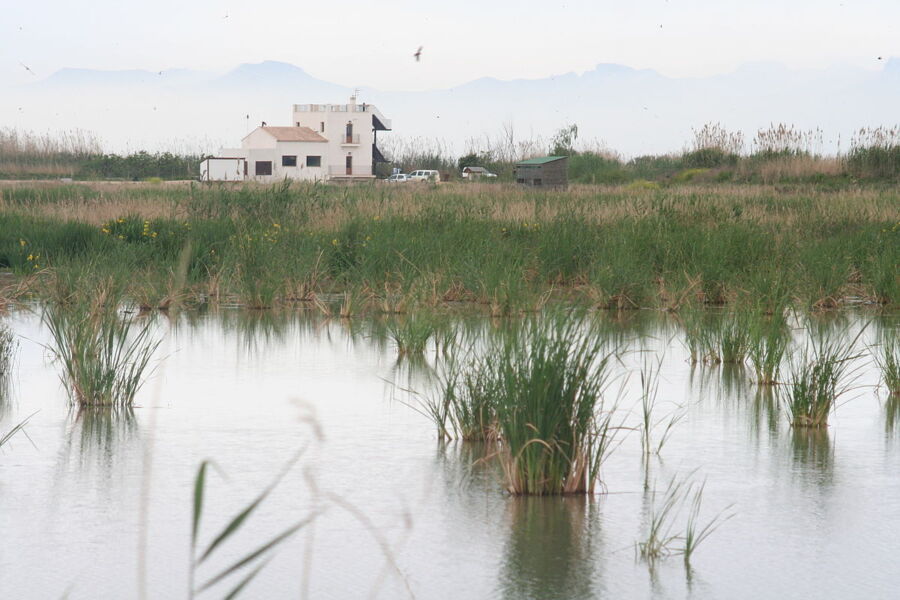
[4,59,899,156]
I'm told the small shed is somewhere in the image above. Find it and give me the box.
[200,157,246,182]
[515,156,568,188]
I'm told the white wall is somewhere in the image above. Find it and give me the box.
[238,141,328,182]
[292,102,378,176]
[200,158,245,181]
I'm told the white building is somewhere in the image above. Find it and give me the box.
[205,96,391,183]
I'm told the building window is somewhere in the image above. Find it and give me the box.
[306,155,321,167]
[255,161,272,176]
[282,155,297,167]
[320,122,325,132]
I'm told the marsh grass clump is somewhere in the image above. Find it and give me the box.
[387,314,438,357]
[779,325,867,428]
[43,300,161,407]
[747,311,791,385]
[491,313,620,495]
[715,315,752,364]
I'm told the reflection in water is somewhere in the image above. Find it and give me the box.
[886,393,900,435]
[749,386,780,439]
[61,406,139,471]
[436,440,500,493]
[499,496,600,600]
[789,428,833,485]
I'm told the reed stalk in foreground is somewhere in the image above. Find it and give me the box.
[189,450,318,599]
[778,325,867,428]
[43,301,160,407]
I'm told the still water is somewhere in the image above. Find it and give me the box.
[0,308,898,599]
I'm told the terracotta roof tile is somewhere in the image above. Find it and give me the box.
[260,126,327,142]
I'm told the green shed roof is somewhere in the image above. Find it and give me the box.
[516,156,568,166]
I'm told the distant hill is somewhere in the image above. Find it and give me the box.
[3,59,898,155]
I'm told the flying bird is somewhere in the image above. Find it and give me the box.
[19,62,36,76]
[414,46,423,62]
[877,56,883,60]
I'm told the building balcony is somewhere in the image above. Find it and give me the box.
[340,134,361,145]
[328,165,373,177]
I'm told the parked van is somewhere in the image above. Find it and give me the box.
[408,169,441,183]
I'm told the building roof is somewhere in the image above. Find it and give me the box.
[516,156,568,165]
[463,166,488,172]
[259,126,327,142]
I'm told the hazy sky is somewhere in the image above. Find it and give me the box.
[2,0,898,90]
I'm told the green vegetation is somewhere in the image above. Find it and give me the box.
[638,473,733,565]
[1,181,897,314]
[873,333,900,397]
[747,311,791,385]
[189,453,318,599]
[43,295,160,407]
[423,312,621,495]
[779,324,867,428]
[0,127,200,180]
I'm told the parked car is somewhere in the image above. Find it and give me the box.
[461,166,497,179]
[385,173,408,183]
[408,169,441,183]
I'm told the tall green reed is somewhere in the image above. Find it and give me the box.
[747,310,791,385]
[43,297,161,407]
[778,324,867,427]
[638,473,733,565]
[491,313,621,495]
[872,333,900,398]
[189,449,319,599]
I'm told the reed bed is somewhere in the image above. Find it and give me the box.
[1,181,897,314]
[422,312,622,495]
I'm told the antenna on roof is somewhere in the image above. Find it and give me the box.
[351,88,360,104]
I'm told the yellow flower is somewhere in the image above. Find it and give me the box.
[27,254,33,261]
[273,223,281,228]
[332,238,339,245]
[151,232,158,238]
[373,215,381,221]
[19,239,26,247]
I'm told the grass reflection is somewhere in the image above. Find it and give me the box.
[789,428,833,481]
[66,406,138,469]
[499,496,598,600]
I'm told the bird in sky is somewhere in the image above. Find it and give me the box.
[877,56,883,60]
[19,62,36,76]
[414,46,423,62]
